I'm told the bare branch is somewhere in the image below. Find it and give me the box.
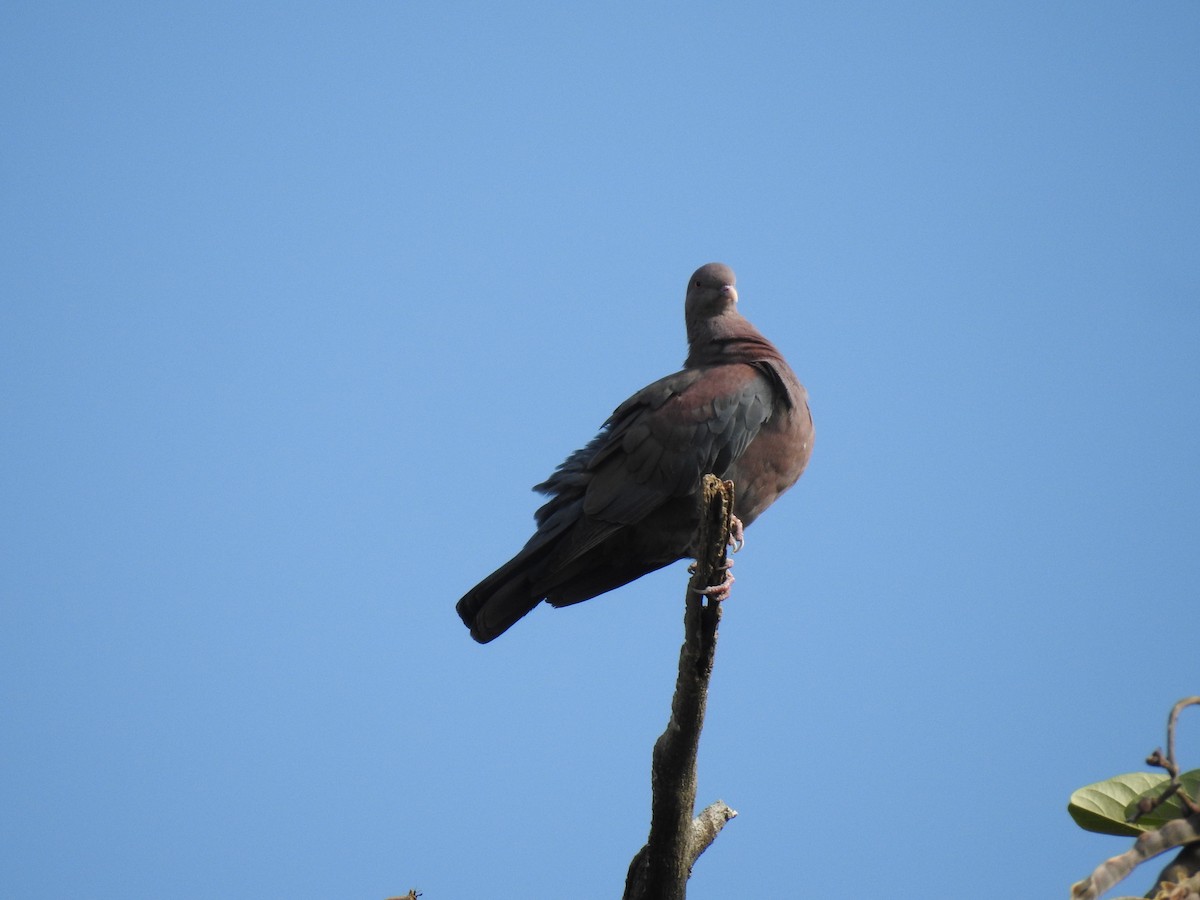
[623,476,737,900]
[690,799,739,861]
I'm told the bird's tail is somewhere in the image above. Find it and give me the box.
[455,552,545,643]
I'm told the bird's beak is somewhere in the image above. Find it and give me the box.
[721,285,738,304]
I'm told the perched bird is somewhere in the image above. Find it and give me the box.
[456,263,813,643]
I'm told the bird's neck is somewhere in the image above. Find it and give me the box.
[685,310,780,367]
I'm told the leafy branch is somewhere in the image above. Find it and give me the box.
[1069,697,1200,900]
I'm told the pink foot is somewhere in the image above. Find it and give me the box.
[690,558,735,601]
[728,515,745,553]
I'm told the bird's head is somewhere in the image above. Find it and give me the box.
[685,262,738,322]
[691,260,734,316]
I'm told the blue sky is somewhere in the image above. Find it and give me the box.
[3,3,1198,898]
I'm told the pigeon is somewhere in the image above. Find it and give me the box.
[456,262,813,643]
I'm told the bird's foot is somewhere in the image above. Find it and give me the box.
[690,558,735,601]
[728,515,745,553]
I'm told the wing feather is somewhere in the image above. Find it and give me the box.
[528,364,776,571]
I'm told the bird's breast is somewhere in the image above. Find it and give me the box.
[724,396,813,527]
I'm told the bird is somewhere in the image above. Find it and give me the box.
[456,262,813,643]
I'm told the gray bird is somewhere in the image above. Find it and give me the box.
[456,263,813,643]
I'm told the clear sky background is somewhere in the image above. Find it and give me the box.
[3,4,1198,899]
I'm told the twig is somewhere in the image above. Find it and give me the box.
[1070,814,1200,900]
[1133,697,1200,822]
[623,476,739,900]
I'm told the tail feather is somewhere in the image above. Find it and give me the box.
[458,522,680,641]
[456,553,545,643]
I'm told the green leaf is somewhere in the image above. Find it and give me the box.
[1124,769,1200,830]
[1068,772,1169,836]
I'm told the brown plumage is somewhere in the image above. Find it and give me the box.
[456,263,813,643]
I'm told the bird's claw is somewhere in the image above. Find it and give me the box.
[728,515,745,553]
